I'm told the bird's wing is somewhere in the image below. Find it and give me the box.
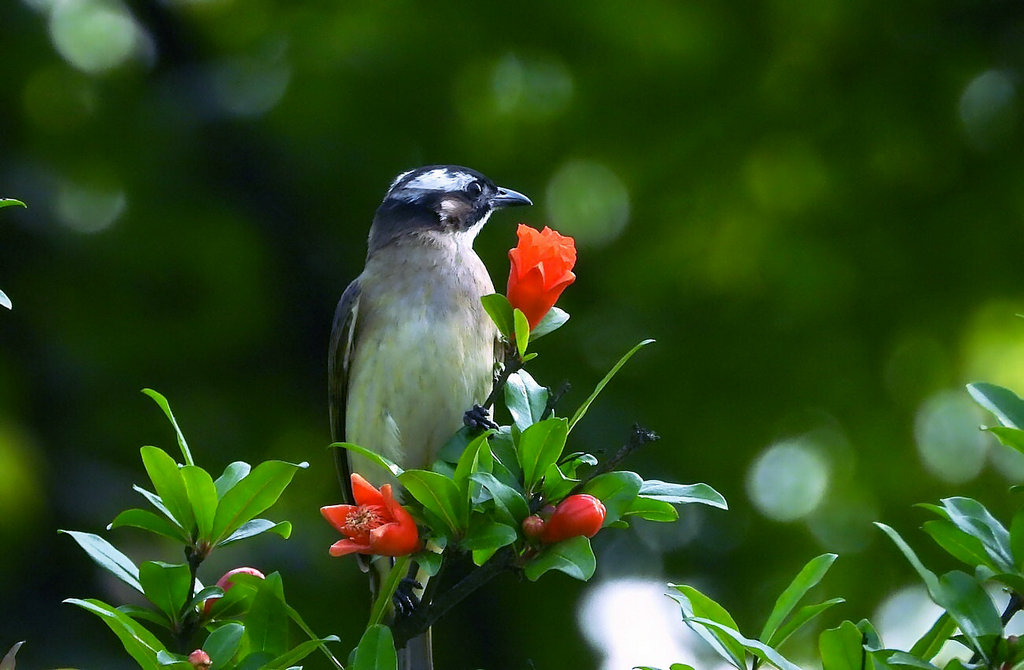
[328,278,361,505]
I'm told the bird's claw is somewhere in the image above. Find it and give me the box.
[393,577,423,618]
[463,404,498,432]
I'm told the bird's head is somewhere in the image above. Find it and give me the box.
[368,165,531,252]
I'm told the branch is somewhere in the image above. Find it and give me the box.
[568,423,659,496]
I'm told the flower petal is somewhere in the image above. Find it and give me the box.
[350,472,385,507]
[329,538,372,557]
[320,504,358,532]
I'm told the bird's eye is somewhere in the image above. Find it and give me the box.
[466,181,483,198]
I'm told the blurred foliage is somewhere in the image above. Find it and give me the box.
[3,0,1024,668]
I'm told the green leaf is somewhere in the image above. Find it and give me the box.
[155,650,192,668]
[139,561,192,625]
[185,586,222,613]
[922,520,995,570]
[541,462,578,500]
[668,584,746,669]
[118,604,173,629]
[218,519,292,547]
[352,624,398,670]
[0,290,10,311]
[0,199,26,209]
[481,293,514,339]
[583,471,643,525]
[399,469,465,535]
[285,606,346,670]
[875,523,941,593]
[211,460,307,543]
[329,442,403,478]
[59,530,143,593]
[819,620,864,670]
[517,417,569,490]
[215,461,252,499]
[1012,508,1024,570]
[469,472,530,525]
[768,598,845,649]
[639,480,728,510]
[140,446,195,534]
[142,389,194,466]
[108,508,188,543]
[265,636,341,670]
[181,465,218,541]
[368,556,411,627]
[244,572,289,657]
[908,612,957,662]
[504,369,550,431]
[985,426,1024,454]
[884,652,941,669]
[513,308,531,358]
[460,519,517,552]
[939,497,1013,572]
[624,496,679,522]
[760,553,838,643]
[531,306,570,340]
[65,598,165,670]
[133,485,177,521]
[967,382,1024,428]
[523,535,596,581]
[1,641,24,670]
[685,617,802,670]
[569,339,655,431]
[454,431,493,492]
[204,623,244,668]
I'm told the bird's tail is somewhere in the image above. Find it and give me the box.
[398,629,433,670]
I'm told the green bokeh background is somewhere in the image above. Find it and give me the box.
[3,1,1024,668]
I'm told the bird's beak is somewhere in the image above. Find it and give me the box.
[490,186,532,208]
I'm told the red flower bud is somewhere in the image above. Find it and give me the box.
[321,473,421,557]
[540,494,606,544]
[188,649,212,669]
[521,514,546,541]
[203,566,265,615]
[507,224,576,330]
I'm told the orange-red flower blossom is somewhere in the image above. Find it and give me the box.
[507,224,576,330]
[320,473,420,557]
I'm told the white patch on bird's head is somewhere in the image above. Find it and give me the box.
[386,166,481,203]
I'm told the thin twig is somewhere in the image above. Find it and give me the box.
[567,424,659,496]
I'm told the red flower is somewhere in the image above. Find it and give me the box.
[320,473,420,557]
[540,494,606,544]
[507,224,576,330]
[187,650,212,670]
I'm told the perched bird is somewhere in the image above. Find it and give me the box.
[328,165,531,669]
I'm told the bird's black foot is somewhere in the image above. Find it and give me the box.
[393,576,422,619]
[463,404,498,432]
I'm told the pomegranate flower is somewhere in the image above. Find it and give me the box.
[507,224,577,330]
[321,473,420,557]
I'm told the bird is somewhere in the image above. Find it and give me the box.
[328,165,532,670]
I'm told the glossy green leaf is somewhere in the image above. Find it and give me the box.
[140,446,195,534]
[818,620,863,670]
[108,508,187,543]
[265,636,341,670]
[285,605,346,670]
[583,471,643,525]
[517,417,568,490]
[1,641,24,670]
[0,290,10,311]
[211,459,307,543]
[1011,508,1024,570]
[513,308,530,358]
[181,465,218,541]
[768,598,845,649]
[133,485,177,521]
[330,442,403,478]
[65,598,164,670]
[541,461,578,500]
[399,469,465,535]
[245,572,289,657]
[530,306,570,340]
[985,426,1024,454]
[460,519,517,552]
[218,519,292,547]
[760,553,838,643]
[934,570,1003,648]
[884,652,941,669]
[0,199,26,209]
[204,623,244,668]
[481,293,514,339]
[215,461,251,499]
[352,624,397,670]
[684,617,802,670]
[939,497,1013,572]
[142,389,194,466]
[118,605,172,629]
[469,472,529,525]
[876,522,941,593]
[504,369,550,431]
[368,555,411,627]
[669,584,746,669]
[139,561,191,624]
[922,520,994,570]
[908,612,956,662]
[624,496,679,522]
[155,650,192,668]
[569,339,654,432]
[967,382,1024,428]
[59,530,142,593]
[185,586,222,613]
[639,480,728,510]
[454,430,493,492]
[524,535,596,581]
